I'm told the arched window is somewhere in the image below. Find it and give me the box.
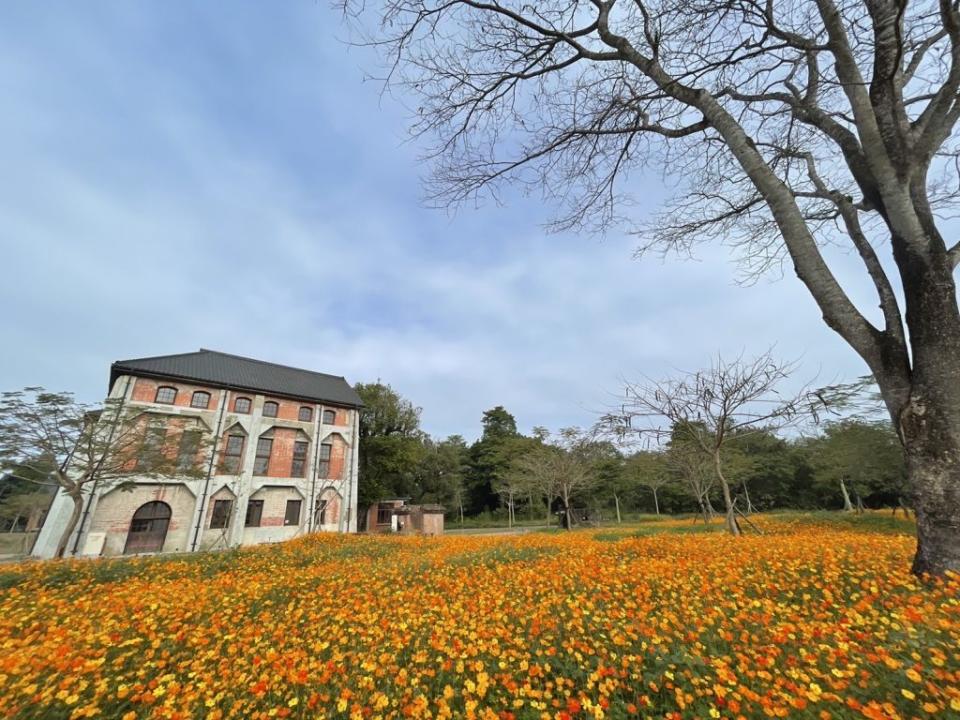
[155,386,177,404]
[123,501,172,554]
[298,406,313,422]
[262,401,279,418]
[234,397,251,413]
[190,391,211,409]
[322,409,336,424]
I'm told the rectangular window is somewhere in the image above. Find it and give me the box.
[245,499,264,527]
[221,434,245,474]
[317,442,332,478]
[210,499,232,529]
[291,441,309,478]
[176,430,202,472]
[137,425,167,470]
[322,409,336,424]
[377,505,393,525]
[253,438,273,476]
[284,499,302,526]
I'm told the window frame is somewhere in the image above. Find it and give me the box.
[190,391,211,409]
[221,434,245,474]
[262,401,279,418]
[284,499,302,526]
[298,406,313,422]
[253,437,273,476]
[245,499,264,527]
[176,429,202,472]
[233,397,252,414]
[322,409,336,424]
[137,425,168,470]
[376,505,394,525]
[291,440,309,478]
[317,442,332,478]
[210,499,233,529]
[155,386,178,404]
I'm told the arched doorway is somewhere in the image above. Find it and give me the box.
[123,501,171,554]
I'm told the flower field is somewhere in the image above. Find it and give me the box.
[0,515,958,720]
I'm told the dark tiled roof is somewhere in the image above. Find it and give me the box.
[110,349,363,407]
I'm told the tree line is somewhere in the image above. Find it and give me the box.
[355,377,907,529]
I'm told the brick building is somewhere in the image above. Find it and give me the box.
[32,349,362,558]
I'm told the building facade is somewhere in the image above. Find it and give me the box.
[32,349,362,558]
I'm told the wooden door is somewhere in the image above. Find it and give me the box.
[123,501,171,554]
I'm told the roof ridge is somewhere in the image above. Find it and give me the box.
[195,348,348,382]
[112,349,207,366]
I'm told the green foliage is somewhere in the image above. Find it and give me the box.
[355,382,426,509]
[349,381,911,525]
[801,420,906,508]
[466,407,523,514]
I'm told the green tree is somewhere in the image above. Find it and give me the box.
[417,435,470,520]
[624,451,672,517]
[466,406,522,514]
[355,382,426,509]
[807,420,907,512]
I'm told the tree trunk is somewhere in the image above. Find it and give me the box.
[614,493,621,523]
[56,491,84,558]
[459,501,464,526]
[562,487,572,531]
[652,487,660,516]
[840,477,855,512]
[878,220,960,576]
[741,481,755,514]
[901,415,960,576]
[695,495,708,524]
[713,451,741,537]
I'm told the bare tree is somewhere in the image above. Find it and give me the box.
[509,427,602,529]
[0,388,209,557]
[666,440,719,523]
[602,353,807,535]
[348,0,960,575]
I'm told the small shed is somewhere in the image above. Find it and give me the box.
[365,500,445,535]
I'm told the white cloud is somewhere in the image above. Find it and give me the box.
[0,1,893,442]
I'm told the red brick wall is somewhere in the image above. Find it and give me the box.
[327,434,347,480]
[266,427,301,479]
[131,378,221,409]
[225,392,317,422]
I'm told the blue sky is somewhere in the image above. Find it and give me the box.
[0,2,885,440]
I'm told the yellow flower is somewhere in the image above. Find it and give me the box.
[901,689,916,700]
